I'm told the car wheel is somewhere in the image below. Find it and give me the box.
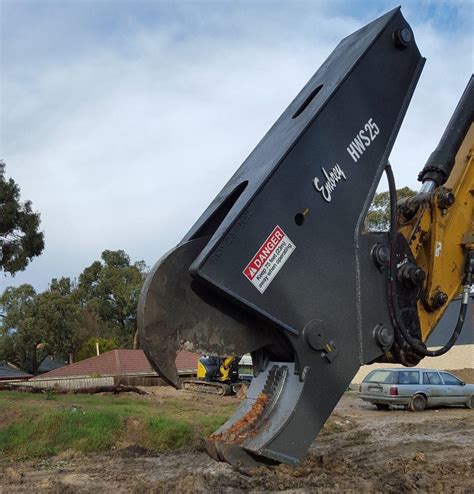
[375,403,390,411]
[466,396,474,410]
[409,394,426,412]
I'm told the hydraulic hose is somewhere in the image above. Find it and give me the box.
[385,163,472,357]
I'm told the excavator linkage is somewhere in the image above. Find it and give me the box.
[138,8,426,466]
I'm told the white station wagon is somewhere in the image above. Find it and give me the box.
[359,368,474,411]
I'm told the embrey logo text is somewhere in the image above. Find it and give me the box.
[313,163,346,203]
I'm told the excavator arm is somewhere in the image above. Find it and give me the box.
[397,83,473,347]
[138,7,473,468]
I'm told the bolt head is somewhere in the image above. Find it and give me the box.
[373,324,394,351]
[372,243,389,268]
[393,27,412,49]
[400,28,412,44]
[437,188,456,210]
[304,320,327,351]
[412,268,426,286]
[431,291,448,309]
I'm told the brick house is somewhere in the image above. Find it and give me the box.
[28,349,198,389]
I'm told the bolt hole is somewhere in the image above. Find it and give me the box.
[295,213,305,226]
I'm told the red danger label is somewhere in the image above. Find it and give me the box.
[243,226,295,293]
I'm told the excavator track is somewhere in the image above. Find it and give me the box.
[182,380,232,396]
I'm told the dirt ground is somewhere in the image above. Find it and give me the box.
[1,387,473,494]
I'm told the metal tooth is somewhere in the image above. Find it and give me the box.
[213,442,276,469]
[213,365,288,444]
[260,366,288,420]
[205,364,289,468]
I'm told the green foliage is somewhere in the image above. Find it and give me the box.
[0,409,120,458]
[146,416,193,450]
[49,277,74,296]
[76,337,120,362]
[0,284,47,374]
[0,162,45,275]
[0,390,238,459]
[77,250,147,346]
[0,250,146,371]
[366,186,417,231]
[35,285,84,363]
[46,389,56,401]
[196,414,229,436]
[0,280,85,371]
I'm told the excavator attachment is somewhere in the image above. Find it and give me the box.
[138,8,425,466]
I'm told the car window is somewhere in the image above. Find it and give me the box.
[424,372,442,385]
[440,372,462,385]
[363,370,397,384]
[398,371,420,385]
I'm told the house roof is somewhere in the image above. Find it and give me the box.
[31,349,198,380]
[0,364,34,381]
[38,357,67,374]
[175,351,199,374]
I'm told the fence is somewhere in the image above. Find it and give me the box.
[24,376,114,390]
[114,375,167,387]
[19,371,197,390]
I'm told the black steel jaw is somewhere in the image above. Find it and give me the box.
[138,7,425,466]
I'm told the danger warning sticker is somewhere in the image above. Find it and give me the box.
[243,226,295,294]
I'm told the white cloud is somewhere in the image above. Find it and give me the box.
[1,3,471,290]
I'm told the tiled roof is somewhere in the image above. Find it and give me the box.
[175,351,199,373]
[0,365,34,381]
[31,349,198,380]
[38,357,67,373]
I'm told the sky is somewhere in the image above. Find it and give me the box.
[1,0,473,292]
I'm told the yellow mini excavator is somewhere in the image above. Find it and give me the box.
[182,355,241,395]
[138,7,473,467]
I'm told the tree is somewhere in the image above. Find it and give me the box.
[366,186,417,231]
[77,250,147,347]
[49,277,74,296]
[35,279,84,364]
[0,279,87,372]
[0,162,45,275]
[76,336,120,362]
[0,251,147,373]
[0,284,47,374]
